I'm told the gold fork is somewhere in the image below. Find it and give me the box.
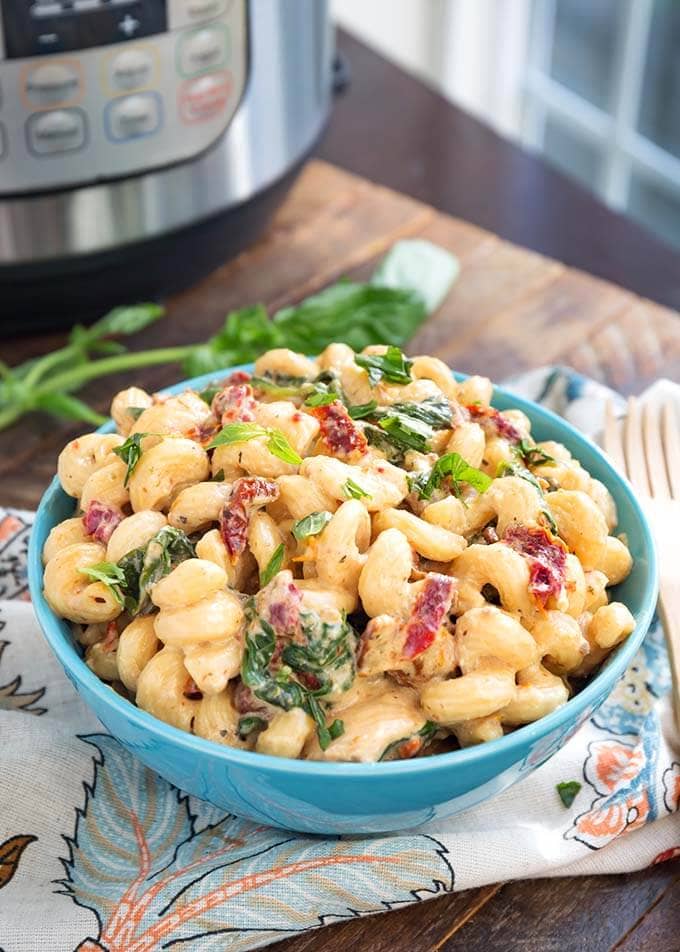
[604,397,680,729]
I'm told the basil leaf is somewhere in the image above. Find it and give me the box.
[413,452,492,501]
[208,422,302,465]
[328,718,345,740]
[198,385,221,405]
[83,304,164,341]
[364,424,405,464]
[207,422,267,448]
[266,430,303,466]
[556,780,582,808]
[237,715,268,739]
[117,525,195,615]
[388,396,452,429]
[251,374,307,398]
[211,469,226,482]
[127,406,146,421]
[347,401,378,420]
[343,477,371,500]
[304,391,337,407]
[371,239,460,313]
[292,510,332,541]
[355,345,413,386]
[379,720,437,761]
[260,543,285,587]
[79,561,126,607]
[378,412,432,453]
[181,305,282,377]
[515,438,556,468]
[112,432,149,487]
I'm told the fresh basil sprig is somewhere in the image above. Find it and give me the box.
[292,510,332,541]
[347,401,378,420]
[355,345,413,386]
[260,544,285,587]
[1,241,459,433]
[207,422,302,466]
[409,452,492,500]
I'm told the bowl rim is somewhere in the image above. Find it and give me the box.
[28,364,659,778]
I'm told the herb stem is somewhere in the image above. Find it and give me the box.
[31,345,195,397]
[0,405,22,431]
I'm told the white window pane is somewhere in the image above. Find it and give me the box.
[638,1,680,159]
[628,176,680,249]
[548,0,623,111]
[543,118,602,188]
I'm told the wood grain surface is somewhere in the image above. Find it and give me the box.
[2,160,679,951]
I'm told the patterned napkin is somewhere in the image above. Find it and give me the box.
[1,368,679,952]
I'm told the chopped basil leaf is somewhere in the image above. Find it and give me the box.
[515,438,555,468]
[413,452,492,500]
[116,525,195,615]
[198,385,221,406]
[207,422,302,465]
[355,345,413,386]
[260,543,285,587]
[556,780,581,808]
[79,561,127,607]
[348,400,378,420]
[237,715,268,739]
[241,599,356,748]
[292,510,332,541]
[378,411,432,453]
[364,424,405,464]
[250,374,307,398]
[328,718,345,740]
[304,391,337,407]
[343,477,371,500]
[112,432,149,486]
[379,720,437,761]
[126,406,146,421]
[388,396,452,429]
[211,469,225,482]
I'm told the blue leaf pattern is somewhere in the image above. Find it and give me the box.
[58,735,454,951]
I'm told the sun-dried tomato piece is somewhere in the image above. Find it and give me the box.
[467,404,522,443]
[311,400,368,458]
[263,575,303,638]
[183,676,203,701]
[212,383,257,424]
[403,574,455,658]
[185,417,221,446]
[82,501,124,544]
[219,476,279,561]
[504,525,567,607]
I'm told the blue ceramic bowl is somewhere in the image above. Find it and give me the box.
[28,366,658,834]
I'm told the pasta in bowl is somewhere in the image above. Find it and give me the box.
[28,345,657,833]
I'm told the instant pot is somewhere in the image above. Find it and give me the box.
[0,0,333,331]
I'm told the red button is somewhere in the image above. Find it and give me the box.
[179,70,231,124]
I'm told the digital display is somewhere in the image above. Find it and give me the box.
[2,1,167,59]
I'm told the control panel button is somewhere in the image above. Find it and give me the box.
[179,71,231,123]
[168,0,229,29]
[177,24,228,77]
[105,92,162,141]
[110,47,154,90]
[25,62,81,105]
[26,108,87,155]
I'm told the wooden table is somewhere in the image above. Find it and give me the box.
[3,33,680,952]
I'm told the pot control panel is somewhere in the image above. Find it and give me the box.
[0,0,247,195]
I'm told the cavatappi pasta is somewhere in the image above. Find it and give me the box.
[43,345,635,762]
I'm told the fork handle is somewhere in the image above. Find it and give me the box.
[657,578,680,731]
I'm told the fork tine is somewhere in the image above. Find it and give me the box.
[642,401,671,499]
[604,399,626,475]
[662,400,680,500]
[624,397,652,495]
